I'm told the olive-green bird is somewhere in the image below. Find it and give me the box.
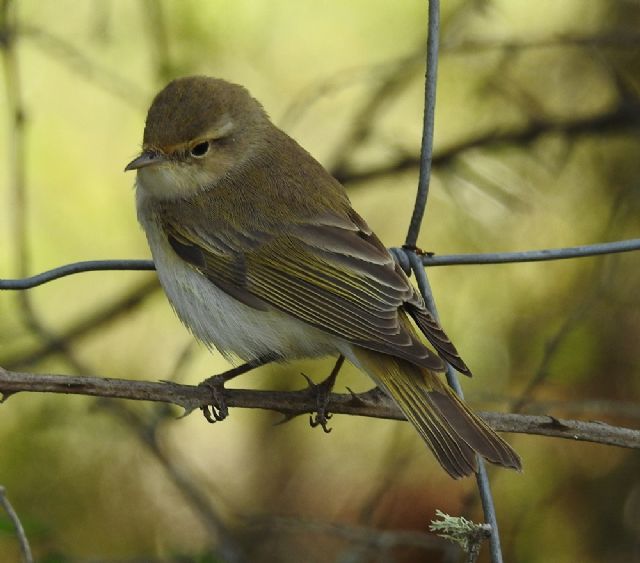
[125,76,521,478]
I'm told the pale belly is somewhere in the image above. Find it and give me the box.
[139,215,340,364]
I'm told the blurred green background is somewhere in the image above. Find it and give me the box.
[1,0,639,561]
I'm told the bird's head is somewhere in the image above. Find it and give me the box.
[126,76,269,200]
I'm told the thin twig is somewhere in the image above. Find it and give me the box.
[97,401,245,562]
[508,398,640,420]
[280,52,423,130]
[1,0,26,280]
[443,32,640,54]
[1,367,638,449]
[141,0,173,84]
[0,485,33,563]
[1,1,89,375]
[2,277,159,369]
[329,54,421,179]
[19,24,146,107]
[247,514,448,552]
[334,99,640,185]
[512,273,600,413]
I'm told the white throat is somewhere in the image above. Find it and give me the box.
[135,162,214,201]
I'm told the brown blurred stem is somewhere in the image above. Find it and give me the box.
[141,0,173,84]
[1,0,26,279]
[334,98,640,185]
[0,485,33,563]
[0,0,87,374]
[2,277,159,369]
[246,514,449,553]
[18,24,146,107]
[2,367,638,449]
[97,400,246,562]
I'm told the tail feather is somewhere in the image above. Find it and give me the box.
[351,347,521,479]
[386,374,477,477]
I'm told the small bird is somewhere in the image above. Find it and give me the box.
[126,76,521,478]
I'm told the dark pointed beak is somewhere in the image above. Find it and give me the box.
[124,150,166,172]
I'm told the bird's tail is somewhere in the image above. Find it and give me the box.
[351,347,521,478]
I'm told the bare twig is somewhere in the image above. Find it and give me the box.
[328,53,421,179]
[247,514,448,553]
[2,277,159,369]
[280,53,422,130]
[19,24,146,107]
[443,32,640,54]
[1,0,26,280]
[0,485,33,563]
[1,0,89,375]
[334,99,640,185]
[1,367,638,449]
[511,399,640,420]
[512,273,601,414]
[97,400,245,562]
[141,0,173,84]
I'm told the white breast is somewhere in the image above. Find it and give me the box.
[136,202,339,364]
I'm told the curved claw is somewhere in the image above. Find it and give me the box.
[201,404,227,423]
[309,411,333,433]
[197,355,279,424]
[199,375,229,424]
[301,357,342,433]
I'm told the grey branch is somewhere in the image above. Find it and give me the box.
[1,367,638,450]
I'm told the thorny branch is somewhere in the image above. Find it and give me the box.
[1,367,638,450]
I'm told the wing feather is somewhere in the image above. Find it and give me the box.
[161,206,465,372]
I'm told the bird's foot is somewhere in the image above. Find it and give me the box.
[301,373,334,433]
[199,373,229,423]
[302,355,345,433]
[198,355,279,424]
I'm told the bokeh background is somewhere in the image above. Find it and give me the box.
[1,1,639,561]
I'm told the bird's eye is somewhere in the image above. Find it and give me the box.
[190,141,210,158]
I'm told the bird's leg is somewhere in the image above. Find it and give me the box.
[199,353,278,423]
[304,355,345,433]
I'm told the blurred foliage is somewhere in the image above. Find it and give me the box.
[1,0,639,562]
